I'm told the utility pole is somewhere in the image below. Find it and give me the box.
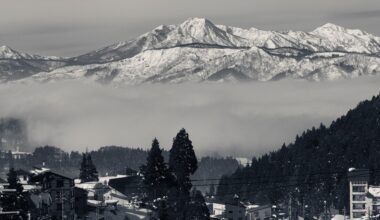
[61,190,64,220]
[302,202,305,220]
[343,207,346,220]
[289,197,292,220]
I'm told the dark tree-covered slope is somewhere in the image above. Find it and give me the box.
[217,93,380,215]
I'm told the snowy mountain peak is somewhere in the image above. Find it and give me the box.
[0,45,22,59]
[315,23,346,32]
[3,20,380,85]
[175,17,246,47]
[180,17,212,27]
[178,17,220,36]
[0,45,12,51]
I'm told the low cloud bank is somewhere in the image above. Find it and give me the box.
[0,77,379,157]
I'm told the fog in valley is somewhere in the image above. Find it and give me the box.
[1,76,379,157]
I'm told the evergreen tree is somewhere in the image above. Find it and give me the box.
[7,150,14,169]
[140,138,171,200]
[208,183,215,197]
[168,128,198,219]
[155,198,170,220]
[217,94,380,216]
[0,168,29,219]
[186,190,210,220]
[79,153,99,183]
[7,168,23,194]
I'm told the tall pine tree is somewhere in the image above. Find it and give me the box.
[0,168,29,219]
[140,138,171,200]
[79,153,99,183]
[186,190,210,220]
[168,128,198,219]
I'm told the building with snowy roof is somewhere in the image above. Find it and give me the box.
[208,195,272,220]
[348,168,380,220]
[29,167,76,220]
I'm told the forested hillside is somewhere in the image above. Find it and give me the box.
[217,93,380,215]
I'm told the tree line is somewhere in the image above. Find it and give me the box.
[217,93,380,218]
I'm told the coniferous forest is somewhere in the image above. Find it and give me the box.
[217,93,380,215]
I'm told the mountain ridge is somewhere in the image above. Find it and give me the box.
[1,18,380,84]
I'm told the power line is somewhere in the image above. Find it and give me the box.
[77,168,377,191]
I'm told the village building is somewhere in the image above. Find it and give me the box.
[348,168,380,220]
[29,167,76,220]
[208,195,272,220]
[11,147,32,160]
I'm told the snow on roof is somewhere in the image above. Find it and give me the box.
[369,186,380,197]
[87,199,104,207]
[23,184,40,191]
[75,181,98,190]
[30,167,50,175]
[246,204,260,209]
[99,175,128,183]
[349,168,356,172]
[11,151,32,155]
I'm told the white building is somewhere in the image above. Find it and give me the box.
[208,200,271,220]
[246,204,272,220]
[348,168,380,220]
[11,147,32,159]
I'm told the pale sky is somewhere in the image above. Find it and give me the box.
[1,0,379,57]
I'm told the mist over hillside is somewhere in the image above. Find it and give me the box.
[0,76,379,156]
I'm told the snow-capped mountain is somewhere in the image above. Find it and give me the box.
[2,18,380,84]
[0,46,67,82]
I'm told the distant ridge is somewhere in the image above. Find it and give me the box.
[1,18,380,84]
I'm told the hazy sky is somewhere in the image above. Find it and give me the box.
[1,0,380,57]
[0,77,379,157]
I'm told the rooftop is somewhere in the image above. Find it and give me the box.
[369,186,380,198]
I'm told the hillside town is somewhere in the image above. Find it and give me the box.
[2,135,380,220]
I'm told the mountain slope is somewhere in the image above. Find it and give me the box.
[217,93,380,214]
[3,18,380,84]
[28,46,380,84]
[0,46,67,82]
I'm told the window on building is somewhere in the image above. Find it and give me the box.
[352,181,367,185]
[265,211,270,217]
[56,180,64,188]
[353,212,365,218]
[353,186,366,192]
[56,191,62,200]
[57,203,62,211]
[353,203,366,210]
[353,195,366,201]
